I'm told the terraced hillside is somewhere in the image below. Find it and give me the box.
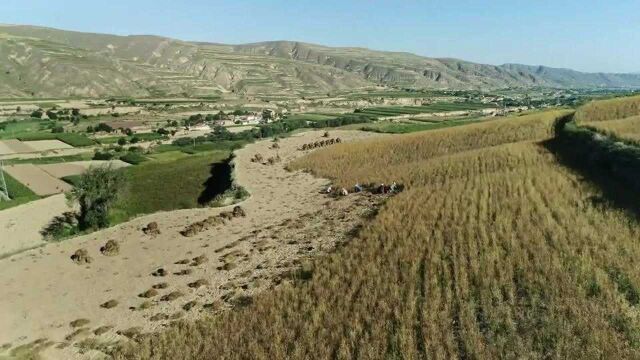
[1,24,640,98]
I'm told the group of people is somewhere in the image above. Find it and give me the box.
[326,181,398,196]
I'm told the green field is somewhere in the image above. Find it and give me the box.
[0,119,47,139]
[357,102,495,117]
[16,132,94,146]
[0,173,40,211]
[4,153,92,165]
[97,132,167,144]
[345,118,486,134]
[108,150,231,224]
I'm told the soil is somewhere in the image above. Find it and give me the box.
[0,130,385,359]
[4,164,72,196]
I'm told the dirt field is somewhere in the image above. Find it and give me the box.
[0,139,34,155]
[0,194,72,256]
[4,164,72,196]
[0,130,383,359]
[0,139,71,155]
[38,160,130,178]
[0,147,92,161]
[24,140,73,152]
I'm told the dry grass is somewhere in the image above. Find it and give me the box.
[584,115,640,142]
[575,95,640,123]
[113,110,640,359]
[289,109,571,188]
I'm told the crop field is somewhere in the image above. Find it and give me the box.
[357,102,495,117]
[112,109,640,359]
[0,172,39,211]
[348,118,488,134]
[96,132,167,144]
[108,150,231,224]
[16,132,94,147]
[582,115,640,142]
[575,95,640,123]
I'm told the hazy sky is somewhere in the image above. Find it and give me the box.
[2,0,639,73]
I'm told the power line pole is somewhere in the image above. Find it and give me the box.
[0,161,9,201]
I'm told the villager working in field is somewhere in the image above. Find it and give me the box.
[340,188,348,196]
[390,181,397,193]
[354,183,363,193]
[326,186,333,194]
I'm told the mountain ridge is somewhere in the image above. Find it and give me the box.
[1,24,639,98]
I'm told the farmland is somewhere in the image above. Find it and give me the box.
[582,115,640,142]
[111,108,640,359]
[0,172,39,211]
[356,102,495,117]
[108,150,232,224]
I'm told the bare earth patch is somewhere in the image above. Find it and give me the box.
[0,130,385,359]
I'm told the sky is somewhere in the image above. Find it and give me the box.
[2,0,639,73]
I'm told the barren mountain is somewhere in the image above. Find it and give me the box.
[1,25,639,98]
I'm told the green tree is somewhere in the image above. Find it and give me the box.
[31,110,43,118]
[68,166,124,230]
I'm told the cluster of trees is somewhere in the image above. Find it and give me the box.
[68,166,124,230]
[171,114,373,148]
[87,122,115,133]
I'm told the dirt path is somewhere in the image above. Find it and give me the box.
[0,130,384,359]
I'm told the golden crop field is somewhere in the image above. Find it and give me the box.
[575,95,640,123]
[583,115,640,142]
[114,110,640,359]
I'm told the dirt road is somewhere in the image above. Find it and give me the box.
[0,130,383,359]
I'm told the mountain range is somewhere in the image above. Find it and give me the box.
[1,24,639,99]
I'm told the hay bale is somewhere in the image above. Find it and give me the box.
[191,254,208,266]
[152,282,168,289]
[161,291,184,302]
[143,222,160,236]
[100,240,119,256]
[203,215,225,227]
[188,279,210,288]
[251,153,264,162]
[70,319,90,328]
[151,268,167,277]
[232,205,246,217]
[138,289,158,298]
[183,301,198,311]
[71,249,92,265]
[180,222,204,237]
[100,300,118,309]
[219,211,234,220]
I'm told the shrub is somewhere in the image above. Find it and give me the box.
[67,166,124,230]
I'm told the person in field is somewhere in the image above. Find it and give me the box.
[390,181,397,193]
[354,183,363,193]
[340,188,348,196]
[326,186,333,194]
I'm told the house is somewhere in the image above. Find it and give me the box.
[189,123,212,132]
